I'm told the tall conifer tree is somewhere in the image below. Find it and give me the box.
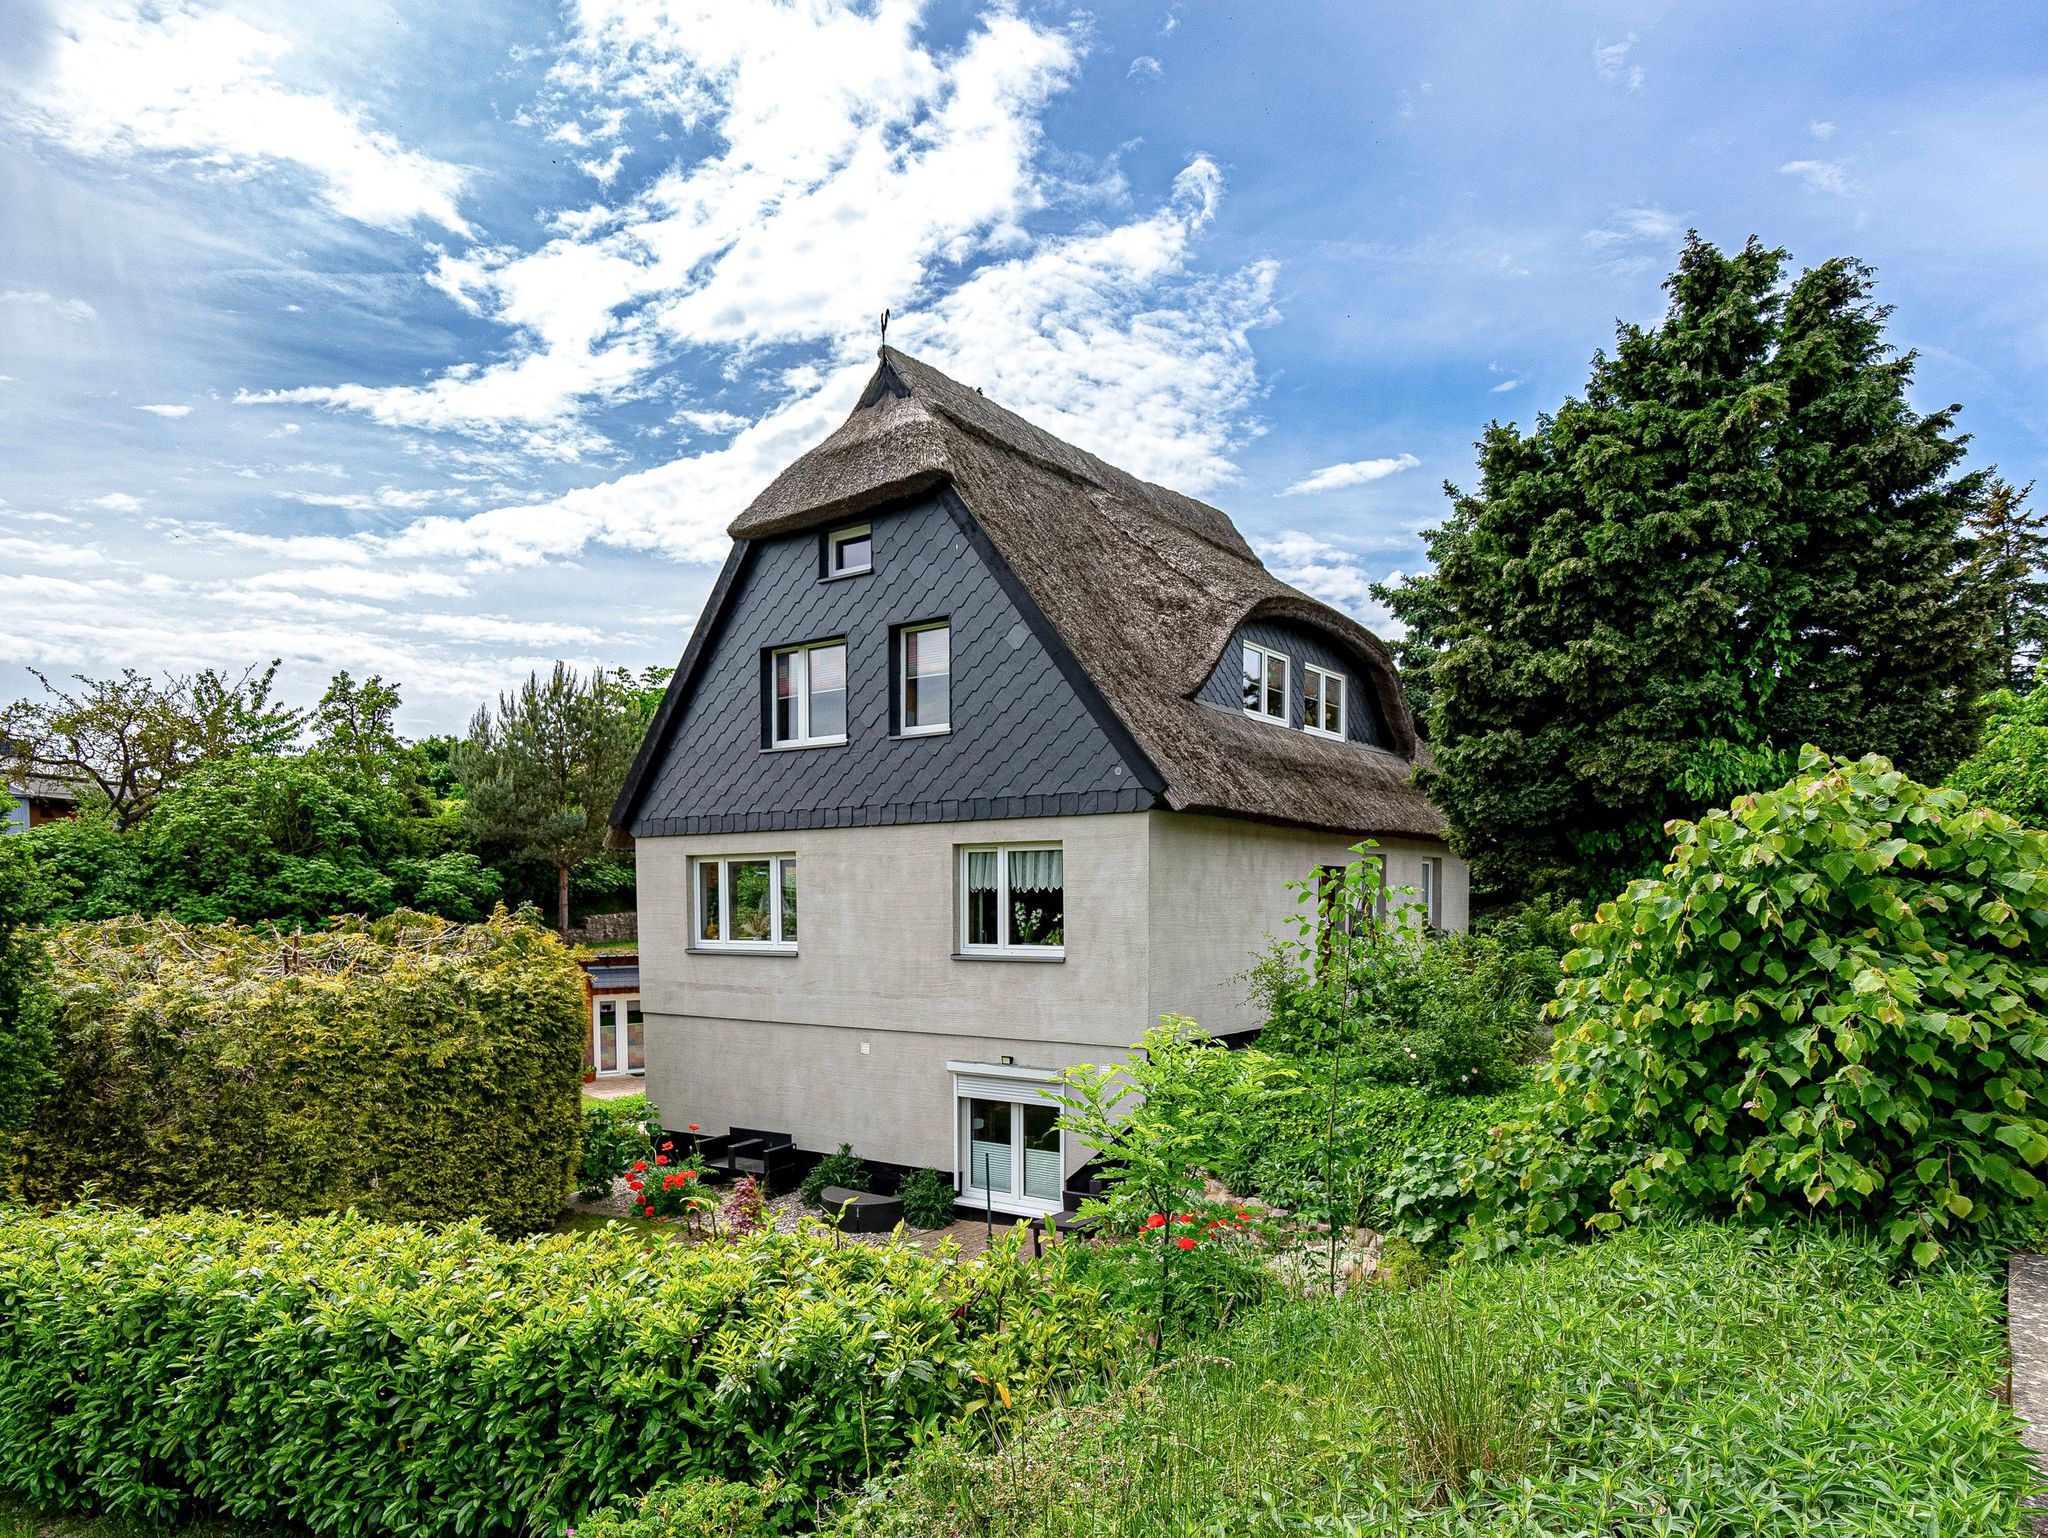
[1384,236,1994,899]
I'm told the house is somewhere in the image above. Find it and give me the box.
[610,348,1467,1217]
[2,775,79,835]
[578,954,644,1080]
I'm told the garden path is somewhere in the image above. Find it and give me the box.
[2007,1253,2048,1532]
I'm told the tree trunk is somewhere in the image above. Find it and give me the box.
[557,862,572,941]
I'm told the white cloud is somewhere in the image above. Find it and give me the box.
[0,536,109,568]
[246,1,1081,451]
[1781,158,1852,195]
[1593,34,1645,91]
[1490,377,1521,393]
[1255,532,1404,635]
[135,403,193,418]
[89,492,143,512]
[0,289,97,322]
[1279,452,1420,497]
[1810,119,1837,139]
[1128,55,1163,79]
[1585,205,1682,247]
[239,565,472,601]
[8,1,470,234]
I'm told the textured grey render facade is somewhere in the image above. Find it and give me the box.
[636,815,1465,1184]
[614,349,1469,1213]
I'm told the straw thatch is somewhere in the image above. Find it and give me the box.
[719,349,1444,839]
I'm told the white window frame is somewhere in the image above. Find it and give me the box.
[590,993,644,1077]
[897,619,951,737]
[958,842,1065,957]
[826,523,872,577]
[769,639,847,749]
[949,1061,1067,1218]
[1303,663,1347,740]
[1242,640,1290,725]
[693,854,798,952]
[1418,856,1444,931]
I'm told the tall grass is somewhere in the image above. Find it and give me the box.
[1364,1282,1533,1500]
[830,1223,2038,1537]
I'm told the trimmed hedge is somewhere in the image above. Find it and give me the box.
[18,909,584,1232]
[0,1206,1128,1536]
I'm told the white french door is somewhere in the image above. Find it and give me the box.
[591,996,644,1076]
[954,1071,1065,1217]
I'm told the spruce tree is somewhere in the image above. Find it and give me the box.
[1965,478,2047,689]
[1389,235,1994,899]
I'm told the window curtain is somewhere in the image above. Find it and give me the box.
[1007,848,1062,891]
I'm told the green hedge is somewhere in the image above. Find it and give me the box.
[0,1206,1128,1536]
[18,909,584,1232]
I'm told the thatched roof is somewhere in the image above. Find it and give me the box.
[716,349,1443,840]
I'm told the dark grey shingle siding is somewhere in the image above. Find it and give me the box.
[630,493,1151,836]
[1195,618,1390,747]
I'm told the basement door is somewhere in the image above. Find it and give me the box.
[950,1063,1065,1218]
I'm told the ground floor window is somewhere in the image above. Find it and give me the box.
[960,843,1064,954]
[951,1063,1065,1216]
[694,855,797,949]
[592,994,643,1076]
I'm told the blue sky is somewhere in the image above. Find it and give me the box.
[2,0,2043,735]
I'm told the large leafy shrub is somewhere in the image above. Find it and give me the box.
[0,1206,1127,1537]
[801,1143,868,1208]
[1948,683,2048,827]
[1246,857,1566,1095]
[1394,750,2048,1266]
[898,1168,959,1229]
[18,909,584,1231]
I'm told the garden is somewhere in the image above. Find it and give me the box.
[5,235,2048,1535]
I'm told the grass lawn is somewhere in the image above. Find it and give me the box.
[834,1222,2041,1537]
[0,1499,272,1538]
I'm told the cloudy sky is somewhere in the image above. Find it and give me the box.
[2,1,2043,735]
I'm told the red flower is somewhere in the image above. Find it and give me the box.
[643,1206,655,1216]
[683,1170,697,1181]
[632,1160,648,1172]
[654,1155,669,1166]
[1144,1213,1166,1229]
[1175,1236,1196,1251]
[1174,1214,1194,1225]
[626,1178,643,1192]
[1235,1210,1251,1222]
[688,1124,701,1133]
[660,1141,674,1150]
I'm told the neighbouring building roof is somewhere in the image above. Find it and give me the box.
[619,349,1444,841]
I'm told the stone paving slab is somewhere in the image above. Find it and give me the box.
[2007,1254,2048,1531]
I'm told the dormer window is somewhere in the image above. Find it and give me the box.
[826,523,872,577]
[1303,664,1347,739]
[1242,641,1288,724]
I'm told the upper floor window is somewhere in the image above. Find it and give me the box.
[961,844,1064,955]
[771,639,847,747]
[1242,641,1288,724]
[898,620,951,735]
[1303,664,1347,739]
[826,523,872,577]
[695,855,797,950]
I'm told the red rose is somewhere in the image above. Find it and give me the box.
[632,1161,648,1172]
[654,1155,669,1166]
[643,1206,654,1216]
[1144,1214,1166,1229]
[1175,1236,1196,1251]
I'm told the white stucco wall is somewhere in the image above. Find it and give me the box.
[634,810,1468,1169]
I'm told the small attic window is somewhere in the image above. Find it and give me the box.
[825,523,872,578]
